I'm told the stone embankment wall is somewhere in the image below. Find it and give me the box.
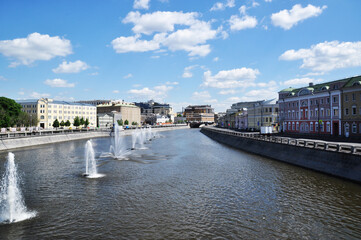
[0,132,110,152]
[0,125,189,152]
[201,126,361,183]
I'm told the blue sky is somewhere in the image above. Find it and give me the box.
[1,0,361,112]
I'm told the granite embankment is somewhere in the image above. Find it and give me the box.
[0,125,189,152]
[201,126,361,183]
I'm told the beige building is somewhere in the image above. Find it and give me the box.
[17,98,97,129]
[97,100,141,125]
[184,105,215,122]
[247,99,279,131]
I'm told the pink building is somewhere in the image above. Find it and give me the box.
[278,79,346,136]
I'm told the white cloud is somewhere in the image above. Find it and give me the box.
[280,41,361,72]
[283,77,315,86]
[111,34,160,53]
[52,60,89,73]
[213,57,219,62]
[113,90,120,93]
[44,78,75,88]
[123,11,199,35]
[18,91,25,95]
[252,1,260,8]
[114,11,219,57]
[89,72,99,76]
[30,92,50,98]
[229,15,258,31]
[229,5,258,31]
[128,84,174,101]
[182,65,197,78]
[151,55,160,59]
[123,73,133,79]
[271,4,327,30]
[265,0,272,2]
[133,0,150,9]
[210,0,235,11]
[218,89,237,95]
[0,32,72,67]
[202,68,260,88]
[166,81,178,85]
[192,91,211,100]
[0,76,7,81]
[303,72,324,77]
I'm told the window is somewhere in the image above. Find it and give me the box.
[345,108,349,115]
[305,109,308,118]
[321,109,324,117]
[296,122,299,131]
[310,100,313,105]
[326,122,330,132]
[359,123,361,133]
[310,122,313,131]
[40,115,44,119]
[345,94,348,102]
[352,106,356,115]
[352,123,357,133]
[352,93,355,101]
[292,122,295,130]
[310,110,313,117]
[315,122,319,131]
[333,96,337,103]
[327,98,330,103]
[333,108,339,116]
[321,99,323,104]
[320,122,324,132]
[326,109,330,116]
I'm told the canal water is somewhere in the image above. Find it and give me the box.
[0,129,360,239]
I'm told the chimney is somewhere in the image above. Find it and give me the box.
[309,82,314,87]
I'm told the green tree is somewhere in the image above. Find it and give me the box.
[124,119,129,125]
[132,121,137,126]
[84,118,89,127]
[117,119,123,126]
[0,97,22,128]
[73,116,80,127]
[65,120,71,127]
[53,119,60,128]
[60,120,65,127]
[80,117,85,126]
[177,114,182,117]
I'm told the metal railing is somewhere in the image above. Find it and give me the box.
[0,124,188,140]
[202,126,361,156]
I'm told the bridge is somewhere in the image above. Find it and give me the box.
[189,122,214,128]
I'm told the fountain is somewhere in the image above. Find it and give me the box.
[83,140,104,178]
[131,128,147,150]
[101,123,130,160]
[0,153,36,223]
[131,129,140,150]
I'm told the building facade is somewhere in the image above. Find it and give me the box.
[17,98,97,129]
[341,76,361,136]
[184,105,215,122]
[247,99,279,131]
[278,76,361,136]
[97,101,141,125]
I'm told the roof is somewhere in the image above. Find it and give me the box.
[279,75,361,97]
[97,103,139,108]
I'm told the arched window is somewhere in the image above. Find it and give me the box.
[310,122,313,131]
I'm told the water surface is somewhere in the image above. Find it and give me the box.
[0,129,360,239]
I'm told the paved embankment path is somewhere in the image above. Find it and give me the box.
[0,125,189,152]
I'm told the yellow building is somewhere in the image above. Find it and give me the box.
[17,98,97,129]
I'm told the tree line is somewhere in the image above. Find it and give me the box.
[0,97,38,128]
[52,116,89,128]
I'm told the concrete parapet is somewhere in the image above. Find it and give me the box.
[201,126,361,183]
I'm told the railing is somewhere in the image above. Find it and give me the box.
[0,124,188,140]
[202,126,361,156]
